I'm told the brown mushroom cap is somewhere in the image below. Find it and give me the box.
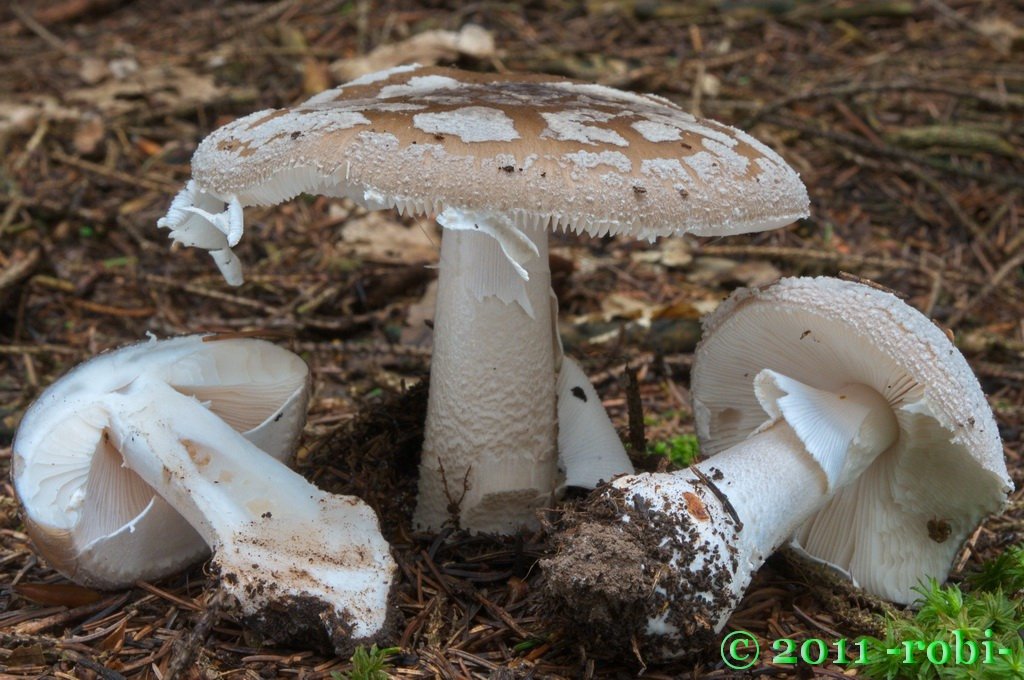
[189,65,809,239]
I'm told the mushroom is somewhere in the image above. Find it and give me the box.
[157,65,810,533]
[543,276,1012,661]
[13,334,397,651]
[12,334,307,587]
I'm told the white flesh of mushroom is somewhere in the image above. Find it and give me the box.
[104,378,396,646]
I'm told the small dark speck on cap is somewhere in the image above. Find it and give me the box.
[571,386,587,402]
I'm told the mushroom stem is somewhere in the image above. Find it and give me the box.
[106,379,396,650]
[544,371,898,660]
[415,213,559,533]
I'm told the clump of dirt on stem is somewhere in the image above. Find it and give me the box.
[542,484,737,662]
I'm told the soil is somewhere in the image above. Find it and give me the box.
[543,481,741,663]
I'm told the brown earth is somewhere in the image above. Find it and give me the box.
[1,1,1022,678]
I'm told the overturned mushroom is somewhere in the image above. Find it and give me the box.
[13,335,397,651]
[158,65,809,533]
[543,277,1011,661]
[12,334,307,587]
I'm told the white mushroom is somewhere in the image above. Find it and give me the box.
[543,277,1012,661]
[12,334,307,587]
[13,335,397,650]
[157,65,810,533]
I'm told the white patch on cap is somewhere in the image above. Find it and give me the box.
[303,88,347,106]
[562,150,632,173]
[541,109,628,147]
[600,172,628,189]
[368,102,428,113]
[304,65,425,105]
[640,112,736,148]
[379,75,464,99]
[641,158,691,181]
[199,108,373,177]
[702,139,750,174]
[682,151,721,182]
[413,106,520,142]
[294,109,373,132]
[684,120,739,148]
[632,120,683,143]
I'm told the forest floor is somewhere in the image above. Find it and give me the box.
[1,0,1022,678]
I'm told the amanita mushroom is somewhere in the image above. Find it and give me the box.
[157,65,809,533]
[13,335,397,651]
[543,276,1012,661]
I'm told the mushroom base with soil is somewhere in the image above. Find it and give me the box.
[543,371,898,661]
[106,379,399,653]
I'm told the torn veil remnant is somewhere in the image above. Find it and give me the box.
[13,335,398,652]
[158,65,810,533]
[543,277,1011,662]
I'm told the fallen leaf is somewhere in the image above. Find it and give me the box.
[6,644,47,667]
[303,57,331,95]
[341,212,439,264]
[14,582,103,607]
[330,24,495,81]
[67,64,226,117]
[72,114,105,155]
